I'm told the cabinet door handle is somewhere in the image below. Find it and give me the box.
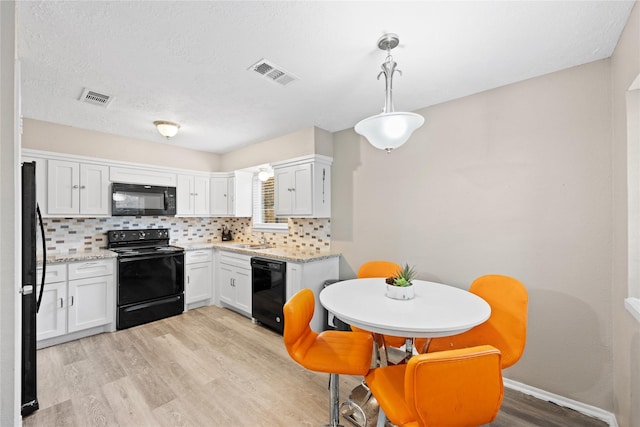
[72,185,79,189]
[70,296,74,306]
[223,194,227,198]
[187,276,190,284]
[59,298,64,308]
[80,185,86,189]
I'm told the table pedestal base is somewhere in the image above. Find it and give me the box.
[342,383,393,427]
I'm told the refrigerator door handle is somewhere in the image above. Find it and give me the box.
[36,204,46,313]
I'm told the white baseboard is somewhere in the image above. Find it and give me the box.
[504,378,618,427]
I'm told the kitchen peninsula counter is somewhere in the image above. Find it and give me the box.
[177,242,340,263]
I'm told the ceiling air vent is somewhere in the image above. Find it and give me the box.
[248,59,298,86]
[79,88,114,108]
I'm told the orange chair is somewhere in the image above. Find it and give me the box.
[283,289,373,427]
[357,260,402,279]
[427,274,528,368]
[364,345,504,427]
[353,261,408,349]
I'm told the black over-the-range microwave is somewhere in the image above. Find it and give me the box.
[111,183,177,216]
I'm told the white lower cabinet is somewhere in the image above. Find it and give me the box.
[67,274,113,333]
[36,266,67,341]
[218,251,251,316]
[286,257,339,332]
[185,249,213,309]
[36,259,115,347]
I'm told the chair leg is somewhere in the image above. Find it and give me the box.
[325,373,343,427]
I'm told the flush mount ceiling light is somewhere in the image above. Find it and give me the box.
[354,33,424,153]
[154,120,180,139]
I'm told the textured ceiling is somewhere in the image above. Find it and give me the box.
[17,1,636,154]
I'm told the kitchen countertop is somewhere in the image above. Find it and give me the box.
[38,249,118,265]
[38,242,340,265]
[177,242,340,263]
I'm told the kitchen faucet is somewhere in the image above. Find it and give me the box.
[253,234,268,245]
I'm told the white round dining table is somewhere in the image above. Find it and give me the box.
[319,278,491,339]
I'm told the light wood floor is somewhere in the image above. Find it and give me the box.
[23,305,607,427]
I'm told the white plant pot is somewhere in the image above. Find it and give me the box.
[386,284,415,300]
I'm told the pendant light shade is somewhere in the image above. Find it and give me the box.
[355,33,424,153]
[355,112,424,152]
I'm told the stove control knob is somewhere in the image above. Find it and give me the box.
[120,232,126,240]
[139,231,146,239]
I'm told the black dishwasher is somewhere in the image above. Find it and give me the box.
[251,257,286,334]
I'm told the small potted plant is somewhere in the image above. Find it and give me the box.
[385,263,416,300]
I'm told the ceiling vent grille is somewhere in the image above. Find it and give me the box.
[79,88,114,107]
[248,59,298,86]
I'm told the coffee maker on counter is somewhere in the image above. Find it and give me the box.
[221,225,232,241]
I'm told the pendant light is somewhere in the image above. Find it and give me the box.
[354,33,424,153]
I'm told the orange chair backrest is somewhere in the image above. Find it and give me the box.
[357,261,401,279]
[405,345,504,427]
[429,274,528,368]
[283,289,318,365]
[356,261,405,347]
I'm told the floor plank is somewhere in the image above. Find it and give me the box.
[23,305,608,427]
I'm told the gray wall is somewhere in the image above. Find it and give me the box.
[333,59,614,409]
[611,3,640,427]
[1,1,19,424]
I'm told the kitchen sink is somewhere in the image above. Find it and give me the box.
[226,243,273,250]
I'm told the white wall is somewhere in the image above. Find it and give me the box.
[332,58,614,410]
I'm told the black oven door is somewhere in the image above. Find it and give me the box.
[117,252,184,306]
[112,183,176,216]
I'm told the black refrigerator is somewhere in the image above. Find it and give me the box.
[21,161,45,417]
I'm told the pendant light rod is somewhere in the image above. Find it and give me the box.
[377,33,401,114]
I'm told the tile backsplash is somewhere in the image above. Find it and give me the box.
[40,216,331,254]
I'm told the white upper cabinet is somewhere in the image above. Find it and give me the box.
[109,166,177,187]
[210,175,231,216]
[177,174,210,216]
[47,160,109,216]
[210,171,252,217]
[272,155,332,218]
[24,149,330,219]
